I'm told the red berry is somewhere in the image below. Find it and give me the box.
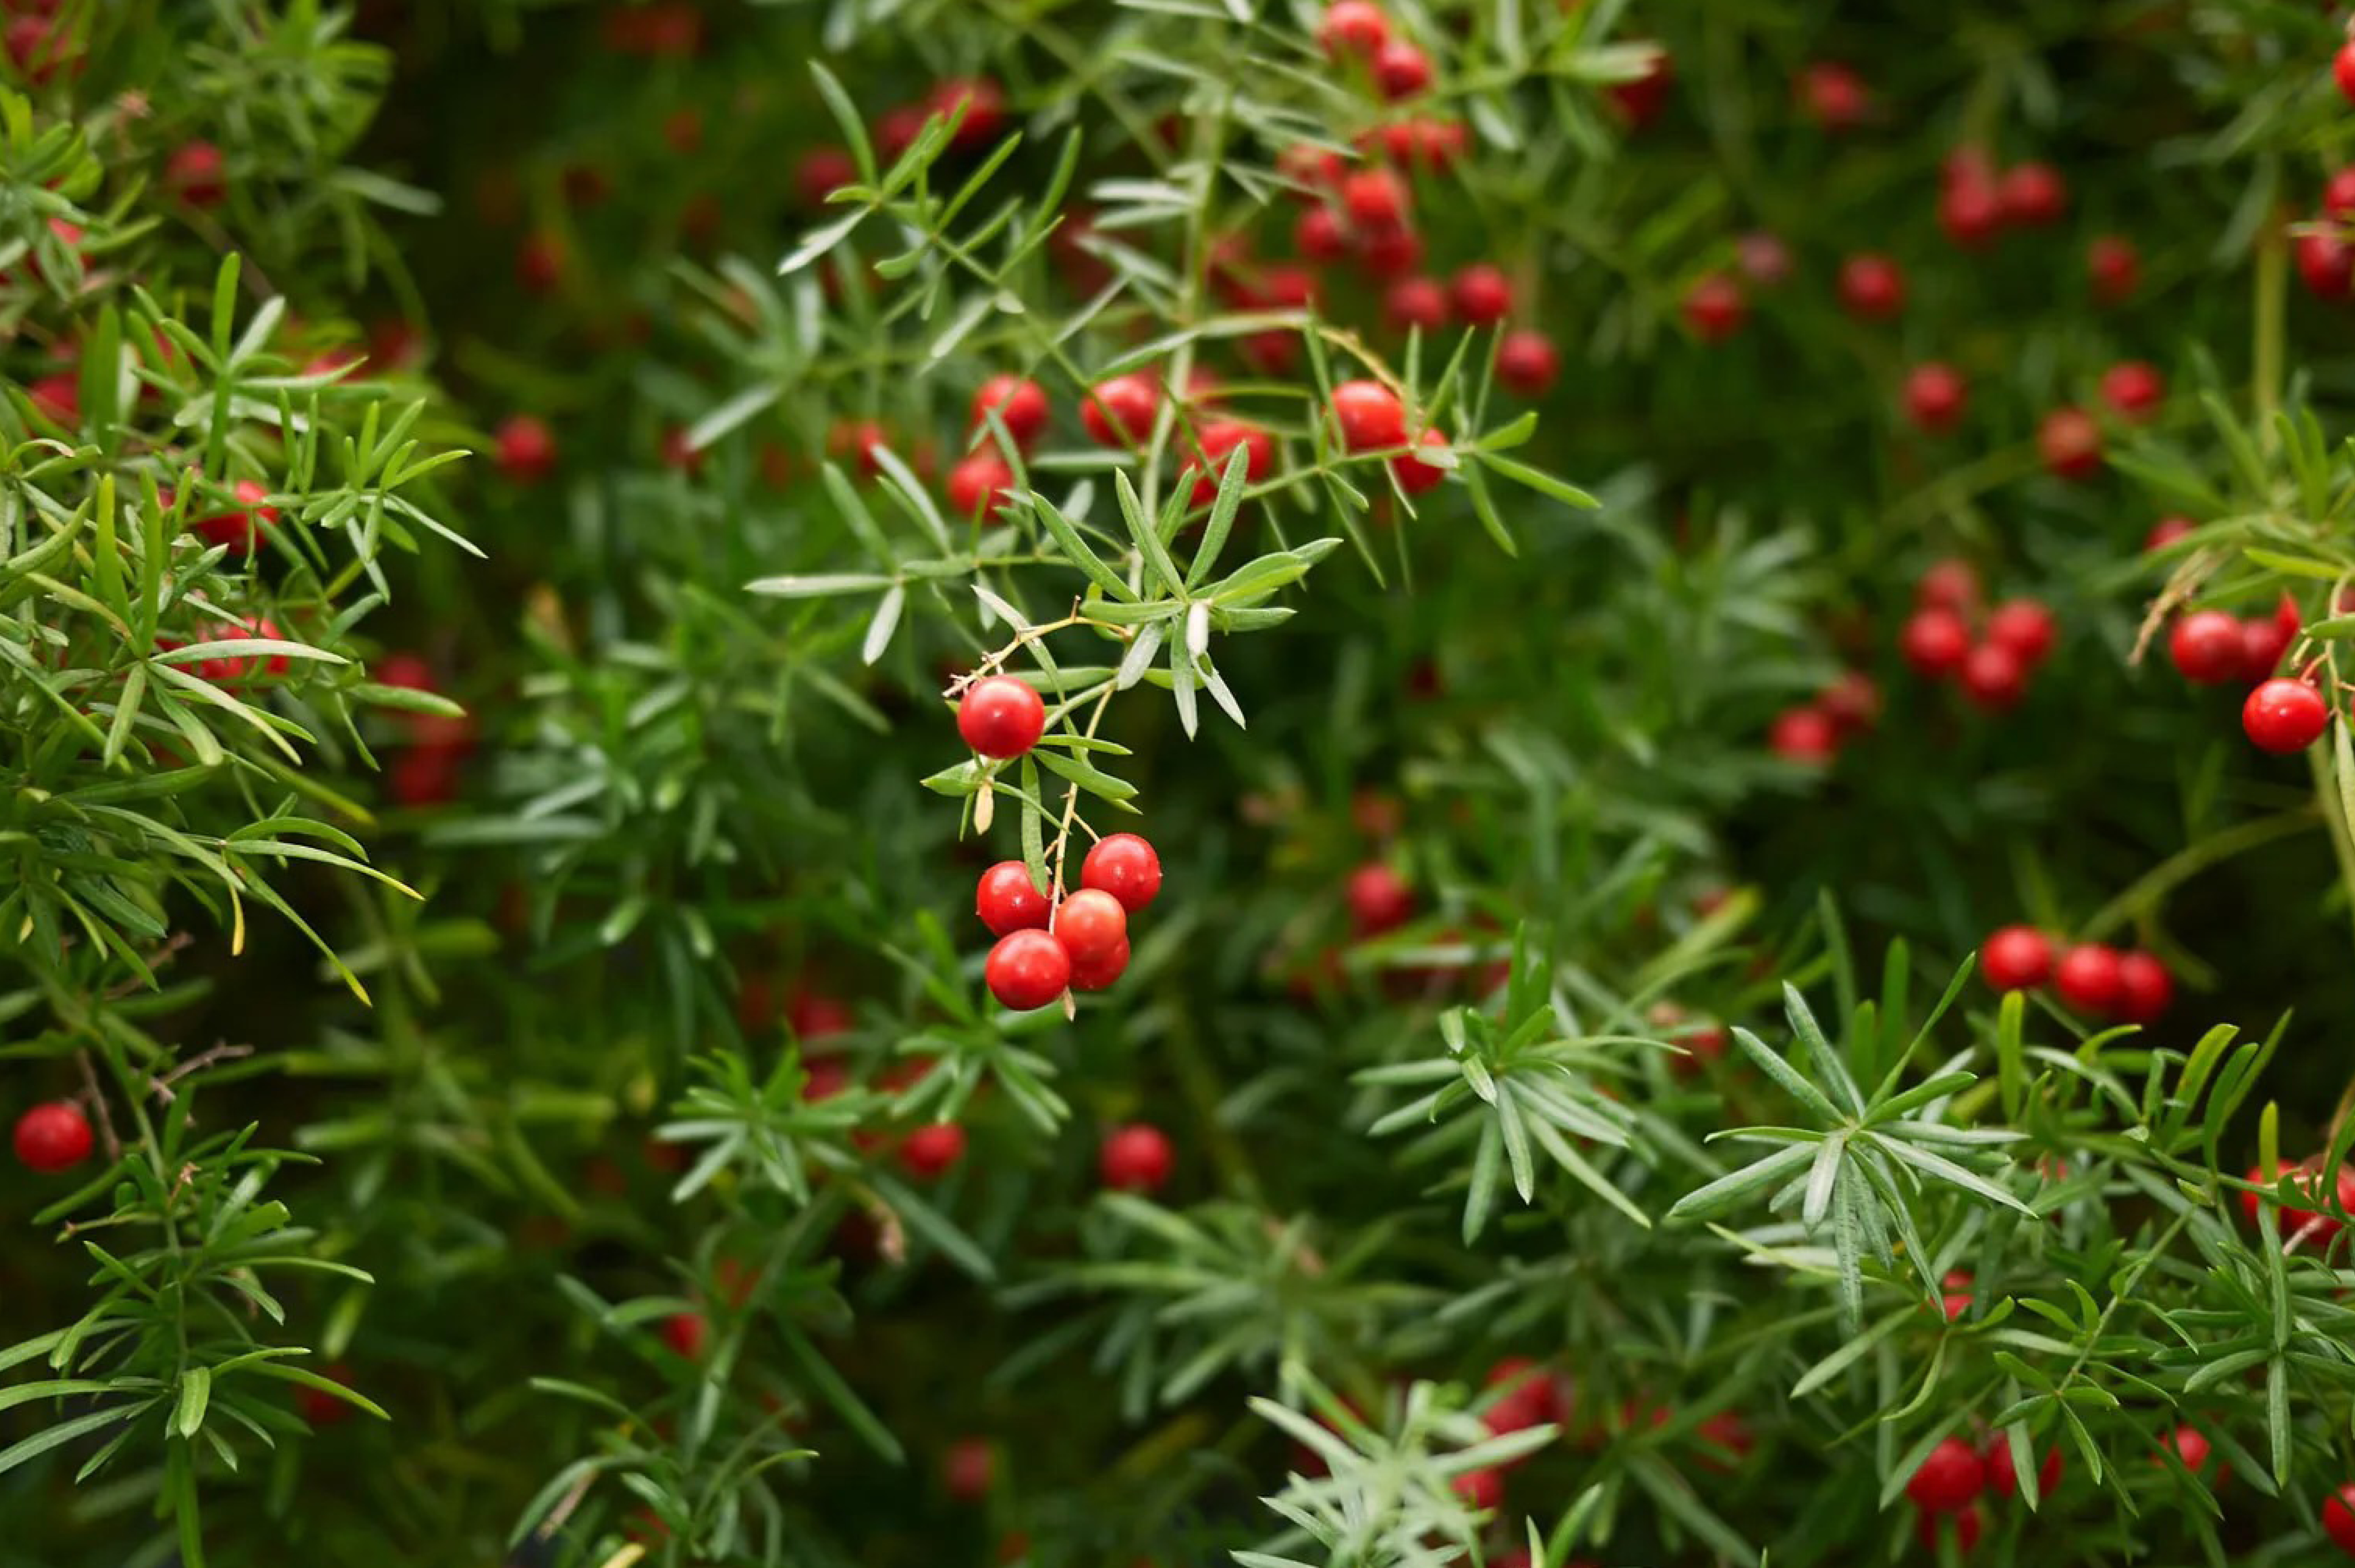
[1900,608,1973,679]
[298,1363,356,1427]
[1999,162,2068,226]
[2037,407,2102,480]
[2325,1482,2355,1557]
[1606,49,1674,128]
[1331,379,1408,451]
[2144,517,2194,552]
[13,1100,92,1173]
[796,145,856,207]
[1390,428,1449,495]
[2087,235,2141,304]
[1981,926,2053,992]
[1385,275,1450,334]
[1356,224,1424,278]
[1099,1124,1174,1193]
[2329,169,2355,222]
[1797,61,1868,131]
[1917,558,1982,614]
[1347,862,1413,936]
[1769,706,1839,763]
[495,414,557,484]
[2169,610,2246,685]
[1080,373,1158,448]
[1681,273,1747,342]
[1496,330,1560,397]
[1053,889,1128,965]
[1187,420,1274,505]
[2053,944,2122,1015]
[1319,0,1389,57]
[970,374,1049,449]
[27,372,75,427]
[2161,1425,2211,1475]
[2101,361,2165,423]
[1373,39,1432,100]
[984,929,1071,1010]
[1958,643,2027,712]
[1452,264,1513,326]
[1452,1466,1504,1511]
[1985,600,2056,668]
[1068,937,1130,992]
[1482,1358,1562,1433]
[946,452,1018,520]
[1906,1437,1987,1514]
[899,1122,967,1179]
[661,1311,707,1359]
[1939,177,2006,250]
[2243,679,2330,754]
[1081,833,1162,912]
[944,1438,996,1501]
[1820,671,1882,734]
[1296,204,1349,261]
[976,861,1051,936]
[1916,1506,1984,1555]
[1341,166,1409,232]
[2113,951,2173,1025]
[1837,253,1904,319]
[195,478,279,551]
[1984,1434,2065,1500]
[659,426,703,475]
[165,140,227,206]
[930,77,1007,153]
[956,675,1047,758]
[2299,227,2354,301]
[2339,41,2355,108]
[1904,363,1968,434]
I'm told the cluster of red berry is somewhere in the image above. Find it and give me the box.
[1767,670,1880,765]
[2295,154,2355,302]
[1903,1432,2067,1553]
[1898,561,2058,713]
[1978,925,2172,1025]
[2158,594,2339,755]
[373,653,477,808]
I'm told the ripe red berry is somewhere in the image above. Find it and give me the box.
[1939,177,2006,250]
[1907,1438,1986,1514]
[1068,937,1130,992]
[970,374,1049,449]
[1681,273,1747,341]
[1769,706,1839,763]
[1331,378,1408,451]
[1836,253,1904,319]
[1385,275,1450,334]
[1452,264,1513,326]
[195,478,279,551]
[516,231,566,294]
[2101,360,2165,423]
[944,1438,996,1501]
[1053,889,1128,965]
[1453,1466,1505,1511]
[2169,610,2246,685]
[1080,373,1158,448]
[984,929,1071,1010]
[2087,234,2141,304]
[1984,1434,2065,1500]
[2037,407,2102,479]
[1496,330,1560,397]
[1605,49,1673,128]
[2243,678,2330,753]
[1900,608,1973,679]
[1099,1124,1174,1193]
[13,1100,93,1173]
[661,1311,707,1359]
[976,861,1051,936]
[2053,943,2123,1014]
[956,675,1047,758]
[1917,558,1982,614]
[2144,517,2194,552]
[1373,39,1432,100]
[298,1363,356,1427]
[1797,61,1868,131]
[1958,643,2027,711]
[1341,166,1409,232]
[2329,168,2355,222]
[2324,1482,2355,1557]
[2161,1425,2211,1475]
[495,414,557,484]
[946,452,1018,520]
[1981,926,2053,992]
[1984,600,2056,668]
[1388,428,1447,495]
[1820,671,1881,734]
[164,140,227,206]
[2338,41,2355,108]
[2112,951,2173,1024]
[1999,161,2068,226]
[1356,224,1424,278]
[1187,420,1275,505]
[899,1122,968,1179]
[1319,0,1389,56]
[27,372,75,426]
[2299,226,2355,300]
[1081,833,1162,911]
[930,77,1007,153]
[1347,862,1413,936]
[1903,363,1968,434]
[1295,204,1349,263]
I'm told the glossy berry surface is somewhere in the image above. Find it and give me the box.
[1836,252,1904,318]
[899,1123,968,1179]
[2112,951,2172,1024]
[2243,679,2328,753]
[2053,943,2122,1014]
[1099,1123,1174,1192]
[1390,428,1450,494]
[1330,379,1408,451]
[1906,1437,1986,1513]
[1496,330,1560,396]
[1347,862,1413,936]
[984,929,1071,1010]
[1052,889,1128,964]
[2325,1482,2355,1557]
[1981,926,2052,992]
[13,1100,93,1172]
[1067,937,1130,992]
[970,374,1049,449]
[1985,600,2055,667]
[956,675,1047,758]
[1900,609,1972,678]
[1452,263,1512,325]
[1903,363,1967,433]
[1681,272,1746,340]
[2168,610,2247,685]
[946,452,1017,520]
[1958,643,2026,711]
[976,860,1051,936]
[1770,706,1838,762]
[1081,833,1162,911]
[1079,374,1158,447]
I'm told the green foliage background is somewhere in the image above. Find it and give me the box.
[5,1,2355,1566]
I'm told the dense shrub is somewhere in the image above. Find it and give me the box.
[7,3,2355,1566]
